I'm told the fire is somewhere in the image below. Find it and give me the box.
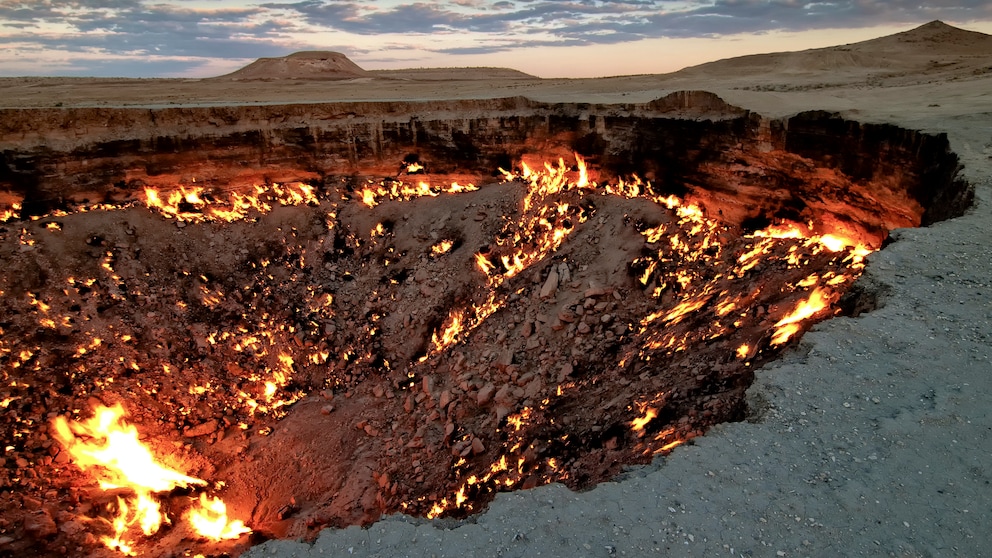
[431,239,454,256]
[52,404,250,553]
[143,181,317,222]
[771,287,834,345]
[187,494,252,540]
[630,406,657,435]
[52,404,205,493]
[475,253,495,274]
[9,152,883,534]
[432,310,465,352]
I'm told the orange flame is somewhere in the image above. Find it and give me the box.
[187,494,252,540]
[630,406,657,436]
[52,404,250,552]
[771,287,833,345]
[52,404,205,493]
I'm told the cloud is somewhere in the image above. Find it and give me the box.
[263,0,992,45]
[0,0,990,76]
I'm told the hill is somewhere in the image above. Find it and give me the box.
[674,20,992,86]
[214,51,373,81]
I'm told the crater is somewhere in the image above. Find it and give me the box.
[0,92,972,557]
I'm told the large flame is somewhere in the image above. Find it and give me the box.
[52,404,250,553]
[52,404,205,493]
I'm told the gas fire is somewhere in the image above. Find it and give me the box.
[52,404,250,554]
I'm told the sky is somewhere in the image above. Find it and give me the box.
[0,1,990,79]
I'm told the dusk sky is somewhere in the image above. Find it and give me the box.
[1,1,990,78]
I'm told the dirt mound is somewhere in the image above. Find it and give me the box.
[216,51,373,81]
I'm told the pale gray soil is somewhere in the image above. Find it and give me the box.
[245,99,992,558]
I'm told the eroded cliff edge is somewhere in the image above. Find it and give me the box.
[0,92,973,242]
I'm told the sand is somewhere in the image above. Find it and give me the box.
[2,20,990,558]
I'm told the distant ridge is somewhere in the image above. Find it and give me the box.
[675,20,992,79]
[370,67,538,80]
[215,51,373,81]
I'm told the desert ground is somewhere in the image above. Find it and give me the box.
[1,20,991,558]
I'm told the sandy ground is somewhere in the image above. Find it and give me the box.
[3,20,991,558]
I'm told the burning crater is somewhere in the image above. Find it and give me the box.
[0,92,972,556]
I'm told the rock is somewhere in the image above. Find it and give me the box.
[558,262,571,283]
[540,267,559,299]
[477,384,496,406]
[320,405,335,415]
[21,496,42,510]
[471,437,486,455]
[584,286,609,298]
[495,404,512,422]
[577,322,591,334]
[494,384,514,407]
[24,510,57,538]
[558,309,576,323]
[183,419,219,438]
[524,377,543,399]
[496,350,514,370]
[521,321,534,338]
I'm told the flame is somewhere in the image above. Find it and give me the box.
[630,406,657,435]
[52,404,250,552]
[771,287,833,345]
[475,253,495,275]
[432,310,465,352]
[52,404,205,493]
[431,239,454,256]
[143,182,316,222]
[187,494,252,541]
[575,154,589,188]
